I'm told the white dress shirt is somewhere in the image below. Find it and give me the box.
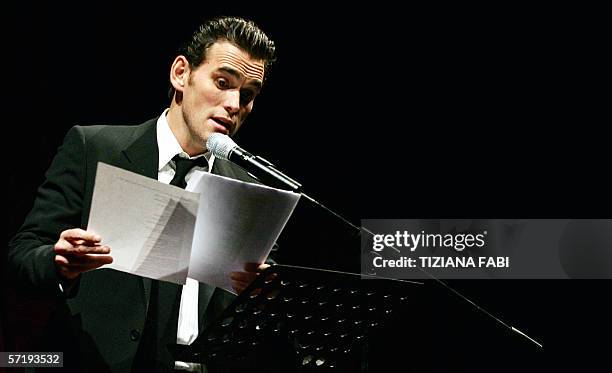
[156,109,214,372]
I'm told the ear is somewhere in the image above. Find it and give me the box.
[170,55,190,91]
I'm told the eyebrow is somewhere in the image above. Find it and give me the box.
[218,66,263,90]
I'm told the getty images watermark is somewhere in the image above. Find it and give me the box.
[361,219,612,280]
[371,229,508,269]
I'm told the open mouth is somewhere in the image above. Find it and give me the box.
[211,117,232,134]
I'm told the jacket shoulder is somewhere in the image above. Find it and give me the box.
[70,117,158,149]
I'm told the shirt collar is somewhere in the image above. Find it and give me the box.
[156,109,210,171]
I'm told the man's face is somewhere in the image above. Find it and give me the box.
[181,41,265,149]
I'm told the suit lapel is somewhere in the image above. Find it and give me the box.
[212,157,261,184]
[118,118,159,179]
[118,118,159,308]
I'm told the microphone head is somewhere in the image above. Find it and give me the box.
[207,133,237,160]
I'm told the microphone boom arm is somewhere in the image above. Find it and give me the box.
[230,147,302,191]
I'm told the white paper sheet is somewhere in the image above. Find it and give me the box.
[87,162,300,291]
[87,163,199,284]
[188,172,300,293]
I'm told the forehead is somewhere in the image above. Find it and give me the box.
[204,41,265,82]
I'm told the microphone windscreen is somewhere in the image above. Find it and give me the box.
[207,133,236,160]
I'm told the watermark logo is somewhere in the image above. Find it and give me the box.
[362,219,612,280]
[372,230,487,252]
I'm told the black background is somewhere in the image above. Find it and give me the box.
[2,1,609,369]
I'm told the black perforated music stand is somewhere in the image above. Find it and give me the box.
[169,264,422,372]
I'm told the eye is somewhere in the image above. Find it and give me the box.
[240,89,256,104]
[216,78,230,89]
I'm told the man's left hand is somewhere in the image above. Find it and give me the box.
[230,263,270,294]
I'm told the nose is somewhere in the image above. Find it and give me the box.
[223,89,240,115]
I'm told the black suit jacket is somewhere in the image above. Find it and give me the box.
[8,117,260,372]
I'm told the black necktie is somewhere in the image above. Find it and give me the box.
[134,154,209,370]
[169,154,209,188]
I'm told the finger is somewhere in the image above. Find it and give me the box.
[231,280,250,294]
[59,253,114,265]
[56,264,80,280]
[55,254,113,271]
[57,261,107,271]
[54,244,109,255]
[54,254,70,266]
[230,271,258,283]
[60,229,101,243]
[54,255,91,280]
[243,262,269,273]
[54,245,111,255]
[53,239,74,252]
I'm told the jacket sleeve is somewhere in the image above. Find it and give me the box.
[7,126,88,294]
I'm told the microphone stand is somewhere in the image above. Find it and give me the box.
[302,191,543,349]
[229,152,543,349]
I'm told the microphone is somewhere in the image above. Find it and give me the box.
[207,133,302,192]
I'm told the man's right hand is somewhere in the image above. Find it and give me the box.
[54,228,113,280]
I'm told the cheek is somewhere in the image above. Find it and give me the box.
[242,102,254,115]
[237,107,252,124]
[195,88,220,106]
[188,80,220,106]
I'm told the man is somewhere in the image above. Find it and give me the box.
[7,16,276,372]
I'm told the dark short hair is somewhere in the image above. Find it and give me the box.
[169,16,276,99]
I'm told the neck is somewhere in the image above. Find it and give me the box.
[167,102,206,157]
